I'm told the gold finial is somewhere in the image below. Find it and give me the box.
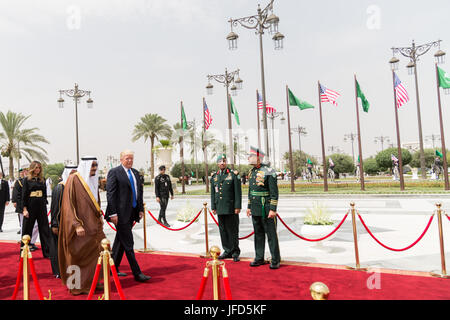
[203,202,208,206]
[210,246,221,261]
[22,235,31,245]
[101,238,110,251]
[350,202,355,207]
[310,282,330,300]
[436,203,442,209]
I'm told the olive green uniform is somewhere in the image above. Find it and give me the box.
[210,168,242,258]
[247,163,280,264]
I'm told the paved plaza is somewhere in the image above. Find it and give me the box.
[2,184,450,275]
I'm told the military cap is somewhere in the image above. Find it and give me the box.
[216,153,227,163]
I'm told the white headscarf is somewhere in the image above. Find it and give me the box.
[77,156,99,201]
[61,165,77,184]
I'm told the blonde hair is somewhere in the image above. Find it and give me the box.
[27,161,44,182]
[120,149,135,159]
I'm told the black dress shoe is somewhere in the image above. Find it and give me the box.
[135,273,151,282]
[117,272,127,277]
[270,262,280,269]
[250,260,265,267]
[233,256,240,262]
[218,253,231,260]
[29,244,37,252]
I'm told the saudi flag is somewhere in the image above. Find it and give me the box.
[230,96,240,126]
[436,150,443,158]
[288,88,315,110]
[356,80,370,113]
[438,67,450,89]
[307,158,313,165]
[181,105,188,130]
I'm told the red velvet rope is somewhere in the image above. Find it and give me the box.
[357,212,435,252]
[87,261,102,300]
[11,257,23,300]
[47,210,51,217]
[276,212,349,242]
[446,213,450,222]
[147,209,203,231]
[110,264,126,300]
[28,257,44,300]
[196,269,209,300]
[208,209,255,240]
[222,270,232,300]
[100,210,137,232]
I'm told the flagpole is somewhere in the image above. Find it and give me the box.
[286,85,295,192]
[318,81,328,192]
[391,72,405,191]
[354,75,365,191]
[435,63,450,190]
[180,101,186,194]
[203,97,210,193]
[256,90,261,151]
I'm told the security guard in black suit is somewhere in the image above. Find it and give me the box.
[246,147,281,269]
[155,165,174,227]
[210,154,242,262]
[0,172,10,232]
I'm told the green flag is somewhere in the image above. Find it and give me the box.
[356,80,370,113]
[181,105,188,130]
[358,155,360,163]
[307,158,313,165]
[230,96,240,126]
[438,66,450,89]
[436,150,443,158]
[288,88,315,110]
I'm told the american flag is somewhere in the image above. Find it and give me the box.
[204,100,212,130]
[394,72,409,108]
[319,84,341,106]
[257,91,276,114]
[391,154,398,162]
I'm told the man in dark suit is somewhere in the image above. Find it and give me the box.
[0,172,10,232]
[105,150,151,282]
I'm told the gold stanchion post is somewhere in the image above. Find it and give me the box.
[138,203,152,253]
[101,239,111,300]
[201,202,212,258]
[431,203,450,278]
[346,202,367,272]
[22,235,31,300]
[207,246,224,300]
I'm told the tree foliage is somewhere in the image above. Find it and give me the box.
[375,147,411,170]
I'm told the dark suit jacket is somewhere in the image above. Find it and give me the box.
[105,165,144,224]
[0,179,10,205]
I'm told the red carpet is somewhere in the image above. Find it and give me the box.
[1,241,449,300]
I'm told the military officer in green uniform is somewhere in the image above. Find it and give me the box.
[246,147,281,269]
[210,154,242,262]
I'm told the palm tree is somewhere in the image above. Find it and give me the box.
[132,114,172,180]
[0,111,49,179]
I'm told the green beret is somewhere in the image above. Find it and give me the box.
[216,154,227,163]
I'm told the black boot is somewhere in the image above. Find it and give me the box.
[163,216,170,228]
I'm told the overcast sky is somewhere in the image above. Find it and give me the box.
[0,0,449,172]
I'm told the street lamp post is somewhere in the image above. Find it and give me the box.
[227,0,284,159]
[328,146,341,154]
[206,68,243,170]
[426,134,441,149]
[344,133,358,163]
[291,125,307,154]
[266,111,285,168]
[58,83,93,165]
[374,135,390,151]
[391,39,444,179]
